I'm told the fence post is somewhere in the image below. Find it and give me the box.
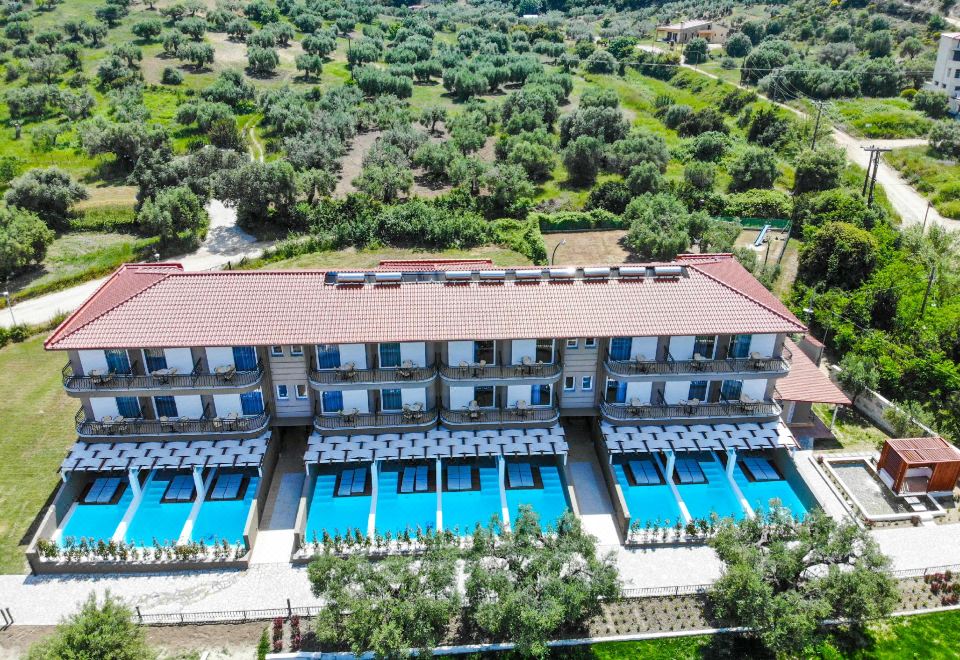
[287,598,292,620]
[136,606,142,624]
[180,612,184,624]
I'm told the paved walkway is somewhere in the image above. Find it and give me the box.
[792,451,850,520]
[1,200,271,329]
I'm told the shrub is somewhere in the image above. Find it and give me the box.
[929,120,960,159]
[535,209,628,231]
[160,67,183,85]
[583,49,616,74]
[724,189,793,220]
[68,205,137,232]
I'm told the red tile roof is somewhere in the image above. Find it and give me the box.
[885,437,960,465]
[776,339,851,405]
[45,255,806,350]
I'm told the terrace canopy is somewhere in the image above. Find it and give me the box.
[877,437,960,494]
[600,420,798,456]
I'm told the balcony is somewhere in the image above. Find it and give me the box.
[438,361,563,383]
[440,406,560,426]
[603,348,791,380]
[75,406,271,438]
[599,399,782,423]
[308,364,436,390]
[62,360,265,395]
[313,407,439,432]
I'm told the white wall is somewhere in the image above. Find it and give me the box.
[749,334,776,358]
[663,380,692,404]
[206,347,234,370]
[401,387,427,408]
[449,386,473,409]
[625,382,652,404]
[78,350,108,374]
[213,393,242,416]
[511,339,536,364]
[669,336,696,361]
[164,348,194,373]
[742,379,767,401]
[338,344,366,369]
[506,385,529,406]
[399,342,426,366]
[448,341,473,365]
[91,397,119,419]
[631,337,658,361]
[342,389,369,413]
[174,395,204,418]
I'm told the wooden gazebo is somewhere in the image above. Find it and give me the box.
[877,437,960,494]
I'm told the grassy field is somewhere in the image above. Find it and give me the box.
[264,246,531,269]
[813,402,890,452]
[0,335,76,574]
[831,98,932,139]
[886,146,960,220]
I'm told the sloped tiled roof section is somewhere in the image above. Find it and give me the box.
[776,340,851,406]
[45,255,806,350]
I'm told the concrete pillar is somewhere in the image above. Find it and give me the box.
[726,448,736,477]
[192,466,205,495]
[128,468,141,498]
[664,450,676,482]
[830,404,839,431]
[436,458,443,532]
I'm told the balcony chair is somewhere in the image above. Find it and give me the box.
[398,360,414,379]
[214,364,236,382]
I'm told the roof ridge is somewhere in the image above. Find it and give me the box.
[44,265,177,349]
[687,261,804,331]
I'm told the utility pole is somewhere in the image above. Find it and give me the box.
[919,264,937,319]
[922,201,932,232]
[861,148,875,197]
[810,101,824,150]
[861,145,891,207]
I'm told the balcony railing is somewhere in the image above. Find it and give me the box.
[75,406,271,437]
[313,408,439,431]
[438,361,563,381]
[439,406,560,426]
[62,360,265,393]
[600,399,782,422]
[308,365,436,388]
[603,351,790,378]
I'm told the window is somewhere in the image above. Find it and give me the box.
[507,462,535,488]
[687,380,708,401]
[232,346,257,371]
[536,338,555,363]
[337,467,368,496]
[209,473,244,500]
[321,390,343,413]
[564,376,575,392]
[400,465,430,493]
[290,345,304,357]
[584,338,597,348]
[474,385,494,407]
[379,343,401,368]
[566,338,578,349]
[116,396,141,418]
[144,348,167,372]
[609,337,631,361]
[295,384,308,399]
[953,49,960,61]
[316,344,341,369]
[955,70,960,78]
[581,376,593,391]
[154,396,178,417]
[270,346,284,357]
[163,475,195,502]
[381,388,402,411]
[104,349,131,374]
[720,379,743,401]
[530,383,552,406]
[605,379,627,404]
[240,390,264,415]
[276,384,289,400]
[729,334,752,359]
[474,340,495,364]
[83,477,122,504]
[447,465,472,491]
[692,335,716,359]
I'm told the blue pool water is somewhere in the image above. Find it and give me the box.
[375,469,437,535]
[305,473,372,540]
[124,473,194,546]
[442,465,502,535]
[191,476,260,545]
[676,455,746,521]
[613,464,682,527]
[733,463,812,518]
[505,465,569,530]
[60,486,133,544]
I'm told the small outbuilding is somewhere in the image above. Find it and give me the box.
[877,437,960,495]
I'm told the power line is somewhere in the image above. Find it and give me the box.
[628,60,935,77]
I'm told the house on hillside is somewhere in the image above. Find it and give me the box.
[925,32,960,114]
[655,19,729,45]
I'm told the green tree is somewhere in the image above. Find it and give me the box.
[798,221,878,289]
[26,593,153,660]
[626,162,665,195]
[353,163,413,203]
[709,508,897,657]
[727,146,778,192]
[256,628,269,660]
[138,186,208,244]
[247,46,279,76]
[725,32,752,58]
[792,148,844,195]
[179,42,214,70]
[132,18,163,41]
[419,106,447,135]
[912,90,949,119]
[583,48,616,74]
[684,37,708,64]
[683,161,715,192]
[562,135,603,186]
[929,120,960,159]
[793,188,871,231]
[837,353,880,404]
[295,53,324,79]
[0,204,55,280]
[506,140,554,181]
[216,160,298,226]
[624,193,696,260]
[4,167,88,228]
[483,163,534,214]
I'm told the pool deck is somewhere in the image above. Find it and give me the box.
[793,450,856,520]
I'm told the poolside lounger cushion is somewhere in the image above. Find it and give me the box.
[627,460,662,486]
[210,472,244,500]
[447,465,472,491]
[337,468,368,496]
[673,459,707,484]
[164,474,195,501]
[507,462,535,488]
[742,457,780,481]
[83,477,122,504]
[400,465,430,493]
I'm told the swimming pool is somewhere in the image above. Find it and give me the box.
[375,467,437,535]
[191,475,260,545]
[505,464,569,530]
[442,464,502,535]
[59,485,133,544]
[613,463,682,527]
[732,461,813,518]
[305,472,372,541]
[124,472,194,546]
[675,454,745,521]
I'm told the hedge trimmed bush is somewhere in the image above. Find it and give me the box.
[534,209,629,232]
[69,205,137,232]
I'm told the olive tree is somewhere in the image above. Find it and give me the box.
[4,167,88,228]
[0,204,55,280]
[137,186,208,244]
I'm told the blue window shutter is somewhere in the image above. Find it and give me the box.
[116,397,141,417]
[240,390,264,415]
[154,396,178,417]
[609,338,631,361]
[323,390,344,413]
[232,346,257,371]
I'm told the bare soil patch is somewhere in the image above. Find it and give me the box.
[544,230,632,265]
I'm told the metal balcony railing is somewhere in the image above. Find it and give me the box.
[439,406,560,426]
[62,360,265,392]
[75,406,271,437]
[599,399,782,422]
[308,365,436,387]
[603,351,790,378]
[437,361,563,381]
[312,408,439,431]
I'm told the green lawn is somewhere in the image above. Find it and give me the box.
[886,146,960,220]
[264,245,531,270]
[831,98,932,139]
[813,403,889,452]
[0,334,76,574]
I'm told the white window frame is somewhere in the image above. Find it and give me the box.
[270,346,284,357]
[290,345,304,356]
[295,384,308,399]
[566,338,578,349]
[581,376,593,391]
[563,376,575,392]
[276,384,289,400]
[584,337,597,348]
